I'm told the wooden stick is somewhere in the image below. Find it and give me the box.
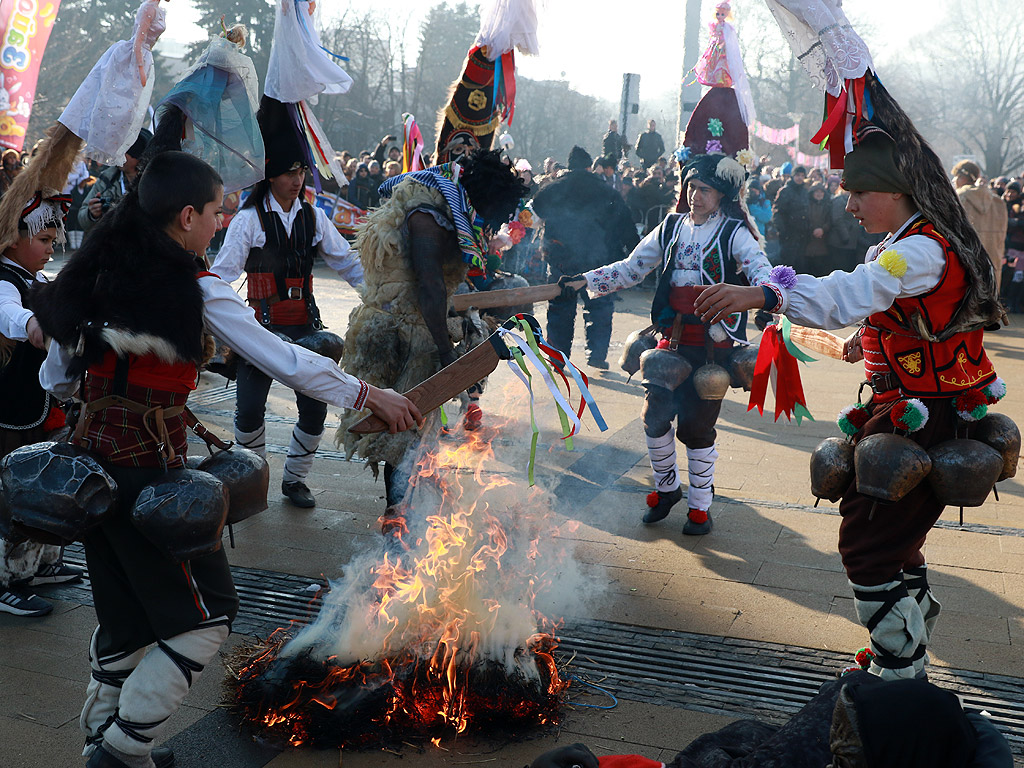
[786,325,845,360]
[451,283,562,312]
[348,337,504,434]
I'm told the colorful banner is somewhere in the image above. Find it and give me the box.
[0,0,60,151]
[785,145,830,169]
[752,120,799,146]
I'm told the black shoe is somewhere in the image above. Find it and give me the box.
[643,487,683,523]
[85,744,174,768]
[682,509,713,535]
[0,586,52,616]
[587,359,610,370]
[282,481,316,508]
[31,561,85,585]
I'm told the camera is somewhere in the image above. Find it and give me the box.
[100,198,111,212]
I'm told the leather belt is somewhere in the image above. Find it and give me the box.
[867,372,900,395]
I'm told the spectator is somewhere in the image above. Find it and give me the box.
[826,173,841,195]
[991,175,1009,197]
[627,164,673,233]
[773,164,811,272]
[347,163,378,209]
[344,157,359,181]
[952,160,1007,295]
[763,166,785,204]
[78,128,151,232]
[1003,182,1024,311]
[0,149,20,197]
[826,187,862,273]
[592,155,620,192]
[745,179,772,238]
[602,119,627,160]
[384,160,401,178]
[368,160,384,189]
[634,119,665,169]
[372,134,401,167]
[807,166,825,185]
[804,182,831,276]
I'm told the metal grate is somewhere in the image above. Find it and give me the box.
[52,549,1024,754]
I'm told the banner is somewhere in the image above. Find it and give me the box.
[752,120,799,146]
[785,145,830,169]
[0,0,61,151]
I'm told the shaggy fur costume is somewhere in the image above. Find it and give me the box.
[864,73,1002,335]
[336,180,474,466]
[31,192,206,376]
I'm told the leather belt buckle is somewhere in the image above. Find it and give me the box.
[870,373,893,395]
[287,286,303,300]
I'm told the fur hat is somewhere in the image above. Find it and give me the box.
[257,96,307,178]
[567,145,593,172]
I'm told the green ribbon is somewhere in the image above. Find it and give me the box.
[509,346,540,486]
[780,316,817,364]
[516,319,574,452]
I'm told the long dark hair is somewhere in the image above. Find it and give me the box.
[458,148,529,229]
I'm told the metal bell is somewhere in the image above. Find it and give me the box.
[693,363,731,400]
[197,448,270,524]
[926,439,1002,507]
[854,433,932,503]
[639,348,692,391]
[0,441,118,545]
[131,469,228,562]
[971,412,1020,481]
[726,345,758,391]
[810,437,855,502]
[294,331,345,364]
[619,328,657,376]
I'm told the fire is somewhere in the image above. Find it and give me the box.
[230,416,573,749]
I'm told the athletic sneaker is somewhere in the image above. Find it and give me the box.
[0,586,53,617]
[31,561,85,585]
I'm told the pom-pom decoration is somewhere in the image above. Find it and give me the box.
[706,139,723,153]
[838,402,870,436]
[982,377,1006,405]
[876,249,908,279]
[890,398,928,433]
[954,388,988,422]
[735,148,755,169]
[674,146,692,164]
[768,265,798,289]
[854,647,876,670]
[715,156,746,191]
[506,219,526,244]
[707,117,725,137]
[646,491,661,508]
[655,337,672,350]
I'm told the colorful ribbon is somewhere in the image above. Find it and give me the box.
[747,324,814,424]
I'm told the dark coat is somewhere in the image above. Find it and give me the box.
[531,169,640,276]
[635,130,665,166]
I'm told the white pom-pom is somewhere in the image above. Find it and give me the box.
[716,156,745,189]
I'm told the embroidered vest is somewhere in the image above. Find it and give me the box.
[244,201,321,327]
[651,213,747,345]
[0,263,51,429]
[863,217,996,397]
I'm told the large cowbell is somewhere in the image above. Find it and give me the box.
[131,469,228,562]
[191,447,269,524]
[0,442,118,544]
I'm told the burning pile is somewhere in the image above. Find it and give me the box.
[230,427,576,749]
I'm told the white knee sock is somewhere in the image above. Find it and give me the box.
[852,576,927,680]
[686,445,718,511]
[646,429,680,492]
[234,424,266,459]
[102,619,230,758]
[282,426,323,484]
[80,627,148,757]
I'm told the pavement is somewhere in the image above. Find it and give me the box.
[3,262,1024,767]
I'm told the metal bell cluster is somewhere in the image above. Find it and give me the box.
[619,329,657,376]
[809,412,1020,511]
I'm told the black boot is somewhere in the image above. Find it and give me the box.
[643,487,683,523]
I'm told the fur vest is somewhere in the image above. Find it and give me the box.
[33,193,206,378]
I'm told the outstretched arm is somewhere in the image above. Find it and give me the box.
[133,0,159,86]
[407,211,457,367]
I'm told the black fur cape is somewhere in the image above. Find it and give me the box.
[32,191,206,378]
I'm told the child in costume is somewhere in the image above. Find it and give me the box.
[58,0,167,167]
[31,146,419,768]
[0,192,83,617]
[696,1,1008,678]
[158,23,264,194]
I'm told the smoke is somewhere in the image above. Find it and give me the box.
[281,374,603,682]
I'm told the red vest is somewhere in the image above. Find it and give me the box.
[862,218,995,398]
[80,350,198,468]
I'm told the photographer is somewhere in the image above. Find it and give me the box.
[77,128,151,232]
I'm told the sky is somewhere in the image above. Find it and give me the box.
[163,0,945,103]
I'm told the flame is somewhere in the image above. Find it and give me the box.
[231,416,573,749]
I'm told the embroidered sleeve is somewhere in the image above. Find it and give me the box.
[584,223,663,297]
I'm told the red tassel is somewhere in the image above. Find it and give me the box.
[688,508,709,524]
[646,491,660,508]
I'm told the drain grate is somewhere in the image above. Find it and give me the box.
[52,548,1024,754]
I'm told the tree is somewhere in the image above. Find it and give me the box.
[512,78,602,170]
[189,0,277,88]
[30,0,139,143]
[896,0,1024,176]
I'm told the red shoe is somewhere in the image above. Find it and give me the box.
[464,403,483,431]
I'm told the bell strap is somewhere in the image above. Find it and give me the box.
[184,407,233,453]
[74,395,186,464]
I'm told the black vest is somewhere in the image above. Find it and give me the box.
[650,213,749,341]
[0,263,50,429]
[243,200,322,327]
